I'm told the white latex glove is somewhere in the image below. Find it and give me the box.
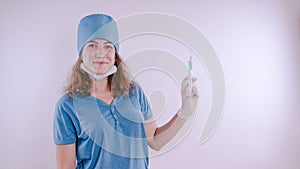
[177,71,199,119]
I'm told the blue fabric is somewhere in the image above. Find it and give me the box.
[77,14,119,54]
[53,82,152,169]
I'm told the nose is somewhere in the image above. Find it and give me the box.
[95,48,107,58]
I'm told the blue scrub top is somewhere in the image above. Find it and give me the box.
[53,82,153,169]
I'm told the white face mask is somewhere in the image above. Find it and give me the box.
[80,63,117,80]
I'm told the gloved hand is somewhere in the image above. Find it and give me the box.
[177,71,199,119]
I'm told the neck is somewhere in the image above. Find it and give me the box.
[90,77,110,96]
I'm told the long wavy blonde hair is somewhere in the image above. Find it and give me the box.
[64,52,132,98]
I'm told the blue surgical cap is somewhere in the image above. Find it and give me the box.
[77,14,119,54]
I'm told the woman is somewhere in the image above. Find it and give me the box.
[53,13,199,169]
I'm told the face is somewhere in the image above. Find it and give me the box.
[81,39,116,75]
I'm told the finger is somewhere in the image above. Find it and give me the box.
[192,85,198,93]
[183,76,192,83]
[182,77,191,88]
[181,79,188,90]
[181,82,189,95]
[192,86,199,98]
[192,80,198,87]
[184,75,195,84]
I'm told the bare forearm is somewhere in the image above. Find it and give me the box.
[56,144,76,169]
[149,110,186,150]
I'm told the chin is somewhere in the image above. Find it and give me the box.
[96,67,112,75]
[96,70,108,75]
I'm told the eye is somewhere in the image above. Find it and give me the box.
[104,45,113,49]
[87,43,97,48]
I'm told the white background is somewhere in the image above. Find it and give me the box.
[0,0,299,168]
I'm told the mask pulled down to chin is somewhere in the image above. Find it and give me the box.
[80,63,117,80]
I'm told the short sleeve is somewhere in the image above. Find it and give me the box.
[53,98,77,145]
[135,83,153,121]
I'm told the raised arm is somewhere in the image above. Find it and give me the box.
[145,75,199,151]
[144,113,186,151]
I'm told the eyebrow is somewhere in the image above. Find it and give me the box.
[104,41,113,45]
[88,40,99,44]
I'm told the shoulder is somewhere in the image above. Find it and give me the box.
[129,81,144,95]
[56,93,73,106]
[55,93,74,115]
[131,81,141,89]
[129,81,150,102]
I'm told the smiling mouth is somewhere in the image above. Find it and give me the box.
[93,61,108,65]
